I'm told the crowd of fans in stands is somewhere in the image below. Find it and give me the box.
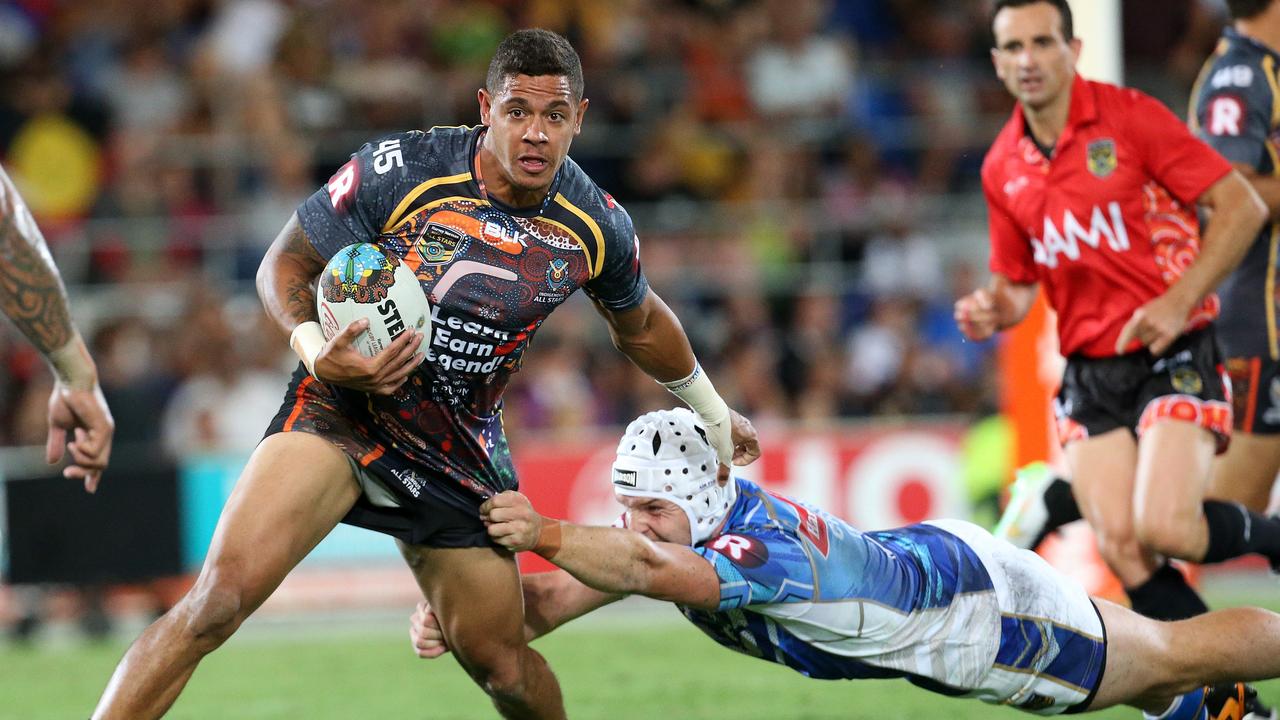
[0,0,1224,449]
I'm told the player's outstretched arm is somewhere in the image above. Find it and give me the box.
[409,570,620,658]
[256,215,422,394]
[953,273,1039,341]
[592,290,760,469]
[482,491,721,610]
[1116,170,1265,355]
[521,569,622,639]
[0,165,113,492]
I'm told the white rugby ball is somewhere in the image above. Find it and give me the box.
[316,242,431,358]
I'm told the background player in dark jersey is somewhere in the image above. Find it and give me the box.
[956,0,1280,686]
[409,409,1280,720]
[0,163,113,491]
[1193,0,1280,514]
[91,30,760,720]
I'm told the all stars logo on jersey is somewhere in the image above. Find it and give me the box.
[535,258,576,304]
[1086,138,1117,178]
[417,222,466,265]
[546,258,570,291]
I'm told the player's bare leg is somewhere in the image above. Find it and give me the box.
[1210,431,1280,512]
[1066,429,1156,587]
[92,433,360,719]
[1132,420,1216,562]
[401,543,565,720]
[1086,599,1280,711]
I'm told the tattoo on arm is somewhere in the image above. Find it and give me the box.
[259,216,327,333]
[281,223,324,326]
[0,200,74,355]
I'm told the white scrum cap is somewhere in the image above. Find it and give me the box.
[611,408,736,544]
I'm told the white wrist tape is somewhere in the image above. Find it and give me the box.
[290,321,327,379]
[660,363,732,464]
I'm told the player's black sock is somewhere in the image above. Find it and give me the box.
[1042,476,1082,530]
[1201,500,1280,566]
[1125,563,1209,621]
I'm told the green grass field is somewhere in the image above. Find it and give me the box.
[2,596,1278,720]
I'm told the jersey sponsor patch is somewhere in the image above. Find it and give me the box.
[767,492,830,557]
[1210,64,1255,89]
[709,534,768,568]
[327,159,360,211]
[1205,94,1247,137]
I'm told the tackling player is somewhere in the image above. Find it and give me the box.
[954,0,1280,652]
[0,164,113,490]
[412,408,1280,719]
[91,29,759,720]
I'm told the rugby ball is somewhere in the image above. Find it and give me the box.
[316,243,431,358]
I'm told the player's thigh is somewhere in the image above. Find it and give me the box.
[1133,420,1215,530]
[1065,428,1138,537]
[1210,431,1280,511]
[400,543,526,670]
[1085,599,1181,710]
[195,432,360,612]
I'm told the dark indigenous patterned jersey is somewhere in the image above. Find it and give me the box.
[1192,28,1280,359]
[292,126,648,502]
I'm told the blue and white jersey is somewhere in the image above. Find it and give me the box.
[680,479,1107,715]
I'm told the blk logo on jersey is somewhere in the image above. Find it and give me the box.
[480,220,529,255]
[710,534,767,568]
[1086,138,1117,178]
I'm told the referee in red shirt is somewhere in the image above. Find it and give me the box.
[957,0,1280,651]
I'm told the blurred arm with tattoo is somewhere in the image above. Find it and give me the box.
[0,165,113,491]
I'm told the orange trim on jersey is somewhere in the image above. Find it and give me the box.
[1245,358,1262,434]
[1265,56,1280,126]
[381,173,474,233]
[359,444,385,467]
[283,376,315,432]
[1188,38,1229,133]
[1266,228,1280,360]
[390,195,491,234]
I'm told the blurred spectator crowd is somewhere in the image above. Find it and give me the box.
[0,0,1228,449]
